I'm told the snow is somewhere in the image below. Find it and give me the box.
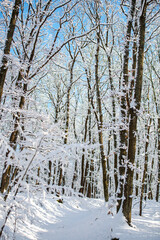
[0,195,160,240]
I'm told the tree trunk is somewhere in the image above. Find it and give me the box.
[83,103,93,197]
[58,57,75,190]
[148,156,154,200]
[47,160,52,192]
[95,22,108,202]
[117,0,136,212]
[135,138,140,197]
[108,56,118,194]
[79,68,92,195]
[122,1,147,225]
[0,0,21,103]
[156,118,160,202]
[79,107,91,195]
[0,75,27,195]
[139,119,151,216]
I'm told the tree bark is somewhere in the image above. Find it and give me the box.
[95,21,108,201]
[122,1,147,225]
[117,0,137,212]
[139,119,151,216]
[108,56,118,194]
[156,118,160,202]
[135,136,140,197]
[0,0,21,103]
[0,74,27,195]
[58,54,76,189]
[79,90,91,195]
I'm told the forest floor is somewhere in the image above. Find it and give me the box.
[0,194,160,240]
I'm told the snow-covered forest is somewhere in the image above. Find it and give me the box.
[0,0,160,239]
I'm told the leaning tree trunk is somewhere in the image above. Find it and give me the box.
[0,4,43,194]
[0,0,21,103]
[122,1,147,225]
[0,72,27,195]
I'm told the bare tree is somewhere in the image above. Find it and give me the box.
[0,0,21,103]
[0,0,82,197]
[117,0,137,213]
[122,0,148,225]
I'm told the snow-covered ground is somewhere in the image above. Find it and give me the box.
[0,194,160,240]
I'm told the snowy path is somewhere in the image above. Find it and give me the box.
[37,198,109,240]
[36,198,160,240]
[1,196,160,240]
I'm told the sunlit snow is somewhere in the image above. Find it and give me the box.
[0,195,160,240]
